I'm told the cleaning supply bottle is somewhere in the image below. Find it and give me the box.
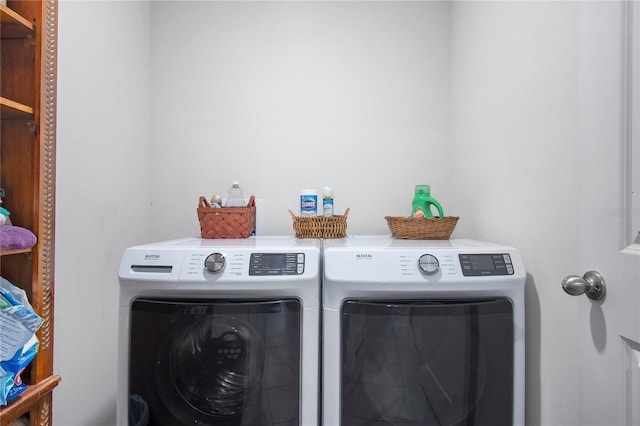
[322,186,334,217]
[300,189,318,216]
[411,185,444,218]
[225,181,246,207]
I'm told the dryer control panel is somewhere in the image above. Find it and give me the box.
[459,253,514,276]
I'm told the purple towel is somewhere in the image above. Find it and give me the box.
[0,226,37,250]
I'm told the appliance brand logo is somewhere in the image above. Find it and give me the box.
[355,253,373,259]
[144,254,160,261]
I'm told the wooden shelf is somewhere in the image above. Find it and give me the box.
[0,96,33,120]
[0,375,61,426]
[0,247,33,256]
[0,4,34,39]
[0,0,59,424]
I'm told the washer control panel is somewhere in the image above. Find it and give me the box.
[249,253,305,276]
[459,253,514,276]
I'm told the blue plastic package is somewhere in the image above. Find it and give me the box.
[0,278,42,406]
[0,335,39,404]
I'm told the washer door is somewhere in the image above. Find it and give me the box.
[341,298,513,426]
[155,314,265,419]
[128,298,301,426]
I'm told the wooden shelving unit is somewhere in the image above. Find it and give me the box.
[0,1,60,425]
[1,97,34,120]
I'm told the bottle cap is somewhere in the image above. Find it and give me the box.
[415,185,431,194]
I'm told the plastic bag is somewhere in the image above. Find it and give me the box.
[0,277,43,405]
[0,335,38,405]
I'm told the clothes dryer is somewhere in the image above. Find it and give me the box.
[117,237,321,426]
[322,236,526,426]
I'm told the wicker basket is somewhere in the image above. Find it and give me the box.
[198,195,256,239]
[385,216,459,240]
[289,208,350,239]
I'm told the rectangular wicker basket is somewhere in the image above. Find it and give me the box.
[289,208,350,239]
[385,216,459,240]
[198,195,256,239]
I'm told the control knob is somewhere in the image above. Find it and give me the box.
[204,253,225,273]
[418,254,439,275]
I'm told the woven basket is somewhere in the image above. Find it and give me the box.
[289,208,350,239]
[385,216,459,240]
[198,195,256,239]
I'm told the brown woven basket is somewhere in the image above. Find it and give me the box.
[385,216,459,240]
[289,208,350,239]
[198,195,256,239]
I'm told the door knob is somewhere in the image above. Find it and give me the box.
[562,270,606,300]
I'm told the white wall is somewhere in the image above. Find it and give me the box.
[148,1,452,239]
[449,2,582,424]
[55,1,151,425]
[53,1,616,425]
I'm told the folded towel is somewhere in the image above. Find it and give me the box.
[0,226,37,250]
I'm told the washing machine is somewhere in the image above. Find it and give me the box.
[117,236,321,426]
[322,236,526,426]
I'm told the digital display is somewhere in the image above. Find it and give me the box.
[459,253,514,276]
[260,254,286,269]
[249,253,304,275]
[469,255,495,270]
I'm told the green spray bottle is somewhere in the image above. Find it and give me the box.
[411,185,444,218]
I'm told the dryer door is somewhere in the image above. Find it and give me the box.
[341,298,513,426]
[128,298,301,426]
